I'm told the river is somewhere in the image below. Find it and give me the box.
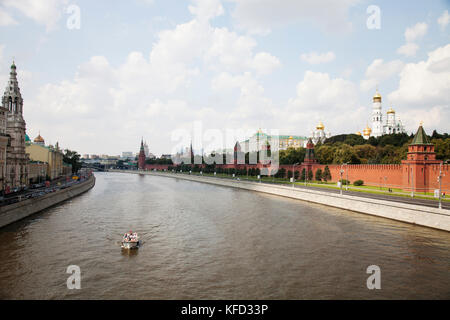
[0,172,449,299]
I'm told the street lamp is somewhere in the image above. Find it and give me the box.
[292,162,299,188]
[438,160,449,210]
[340,163,346,195]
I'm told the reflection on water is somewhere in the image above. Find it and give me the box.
[0,172,449,299]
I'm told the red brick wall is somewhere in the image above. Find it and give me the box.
[144,162,450,193]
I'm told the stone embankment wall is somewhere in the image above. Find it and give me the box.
[0,175,96,228]
[112,170,450,232]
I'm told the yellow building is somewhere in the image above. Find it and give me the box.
[26,134,64,180]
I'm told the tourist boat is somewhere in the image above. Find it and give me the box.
[121,231,139,249]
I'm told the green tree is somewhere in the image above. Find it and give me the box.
[63,149,82,174]
[315,168,322,182]
[307,169,313,181]
[323,166,332,182]
[300,168,306,181]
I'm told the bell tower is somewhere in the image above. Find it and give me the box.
[371,89,383,137]
[2,61,28,189]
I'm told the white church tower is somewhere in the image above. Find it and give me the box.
[371,89,383,137]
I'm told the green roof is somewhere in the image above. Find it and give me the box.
[410,125,432,145]
[25,134,31,142]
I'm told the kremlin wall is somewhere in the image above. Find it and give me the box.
[140,124,450,194]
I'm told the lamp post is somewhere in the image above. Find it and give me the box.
[292,162,299,188]
[343,163,348,190]
[438,160,449,210]
[340,164,344,196]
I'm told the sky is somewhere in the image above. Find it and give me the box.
[0,0,449,156]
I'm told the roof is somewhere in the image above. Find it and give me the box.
[410,125,432,145]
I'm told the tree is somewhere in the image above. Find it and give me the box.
[315,169,322,182]
[63,149,82,174]
[300,168,306,181]
[307,169,313,181]
[323,166,332,182]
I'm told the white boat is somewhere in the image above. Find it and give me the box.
[122,231,139,249]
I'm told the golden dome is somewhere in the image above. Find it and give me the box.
[363,126,372,136]
[34,133,44,143]
[373,90,382,102]
[387,107,395,114]
[356,131,362,136]
[316,121,325,130]
[288,136,293,139]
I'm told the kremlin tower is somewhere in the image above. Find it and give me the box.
[138,138,146,170]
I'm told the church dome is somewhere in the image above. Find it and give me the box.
[356,131,362,136]
[25,134,31,142]
[373,90,382,102]
[363,126,372,136]
[316,121,325,130]
[387,107,395,114]
[34,133,44,144]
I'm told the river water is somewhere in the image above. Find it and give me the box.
[0,172,449,299]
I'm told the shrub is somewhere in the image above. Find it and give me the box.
[354,179,364,186]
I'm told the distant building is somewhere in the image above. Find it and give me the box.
[122,152,133,159]
[359,90,405,139]
[161,154,172,160]
[26,134,64,180]
[143,141,149,157]
[241,129,308,152]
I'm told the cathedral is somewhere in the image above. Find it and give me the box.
[2,62,29,189]
[357,90,405,139]
[310,121,331,144]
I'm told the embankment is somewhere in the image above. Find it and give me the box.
[0,175,96,228]
[111,170,450,232]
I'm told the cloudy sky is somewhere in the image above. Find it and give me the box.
[0,0,449,156]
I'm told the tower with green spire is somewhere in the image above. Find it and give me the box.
[401,123,440,193]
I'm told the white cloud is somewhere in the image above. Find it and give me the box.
[228,0,359,34]
[360,59,404,91]
[300,51,335,65]
[23,3,282,155]
[283,71,365,134]
[0,7,17,26]
[404,22,428,42]
[1,0,68,31]
[438,10,449,30]
[397,43,419,57]
[388,44,450,131]
[188,0,224,21]
[397,22,427,57]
